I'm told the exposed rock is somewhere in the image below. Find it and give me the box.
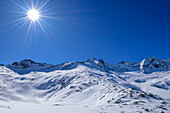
[99,59,105,66]
[0,64,4,66]
[140,57,168,73]
[7,59,53,69]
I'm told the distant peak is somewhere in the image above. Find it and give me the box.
[98,59,105,65]
[144,57,157,60]
[86,58,97,62]
[118,61,129,64]
[11,59,36,66]
[21,59,34,61]
[20,59,36,63]
[7,59,52,70]
[4,57,170,74]
[140,57,168,73]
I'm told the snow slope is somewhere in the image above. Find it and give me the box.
[0,57,170,113]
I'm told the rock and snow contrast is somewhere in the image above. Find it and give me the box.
[0,57,170,113]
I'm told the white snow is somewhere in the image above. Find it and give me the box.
[0,58,170,113]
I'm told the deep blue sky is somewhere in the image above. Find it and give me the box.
[0,0,170,65]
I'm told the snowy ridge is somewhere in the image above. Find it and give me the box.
[87,57,170,73]
[101,57,170,73]
[6,59,82,74]
[8,59,52,68]
[0,57,170,113]
[5,57,170,74]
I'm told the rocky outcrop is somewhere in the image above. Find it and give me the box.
[0,64,4,66]
[7,59,53,69]
[95,57,170,73]
[140,57,168,73]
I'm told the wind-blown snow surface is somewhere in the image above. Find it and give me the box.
[0,57,170,113]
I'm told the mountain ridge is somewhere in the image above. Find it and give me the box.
[3,57,170,74]
[0,57,170,113]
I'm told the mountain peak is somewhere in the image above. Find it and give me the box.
[140,57,168,73]
[12,59,36,65]
[7,59,53,70]
[11,59,37,68]
[86,58,97,63]
[20,59,35,62]
[4,57,170,74]
[98,59,105,65]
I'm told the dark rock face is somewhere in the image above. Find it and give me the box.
[140,57,168,73]
[99,59,105,66]
[86,57,170,73]
[7,59,52,69]
[119,61,127,64]
[86,58,97,62]
[99,57,170,73]
[11,59,36,68]
[5,59,55,74]
[0,64,4,66]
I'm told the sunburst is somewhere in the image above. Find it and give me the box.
[27,9,40,21]
[10,0,52,35]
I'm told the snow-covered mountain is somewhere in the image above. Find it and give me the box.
[6,59,54,74]
[6,57,170,74]
[0,57,170,113]
[87,57,170,73]
[140,57,169,73]
[7,59,53,69]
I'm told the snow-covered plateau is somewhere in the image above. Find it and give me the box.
[0,57,170,113]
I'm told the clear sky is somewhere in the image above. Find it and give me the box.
[0,0,170,65]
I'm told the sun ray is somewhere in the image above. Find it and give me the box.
[37,19,46,33]
[23,0,31,10]
[6,0,57,43]
[15,0,46,27]
[12,1,28,12]
[38,0,50,11]
[7,16,27,26]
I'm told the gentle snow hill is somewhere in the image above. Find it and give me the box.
[0,57,170,113]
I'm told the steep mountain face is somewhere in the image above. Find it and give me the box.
[140,57,169,73]
[93,57,170,73]
[0,57,170,113]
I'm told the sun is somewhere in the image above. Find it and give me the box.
[27,9,40,22]
[11,0,53,35]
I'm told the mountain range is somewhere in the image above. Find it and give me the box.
[0,57,170,113]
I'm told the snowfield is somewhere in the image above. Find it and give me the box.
[0,57,170,113]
